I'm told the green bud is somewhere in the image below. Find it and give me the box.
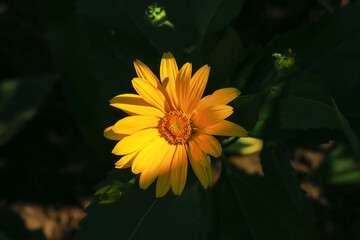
[95,178,137,204]
[272,49,295,71]
[145,3,172,27]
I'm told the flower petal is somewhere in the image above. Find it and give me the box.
[175,63,192,111]
[132,78,170,112]
[193,134,222,158]
[201,120,248,137]
[115,151,138,169]
[156,172,171,198]
[160,52,178,83]
[170,144,188,196]
[112,115,159,135]
[193,104,233,128]
[110,94,164,118]
[187,65,210,112]
[188,146,212,189]
[160,52,179,108]
[132,137,169,174]
[188,139,209,167]
[137,139,175,189]
[104,126,126,140]
[112,128,159,155]
[134,60,160,88]
[197,88,240,112]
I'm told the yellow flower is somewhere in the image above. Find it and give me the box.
[104,52,247,197]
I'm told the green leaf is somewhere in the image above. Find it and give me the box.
[224,143,316,239]
[279,74,341,130]
[331,99,360,160]
[231,91,267,131]
[0,75,57,145]
[74,171,212,240]
[182,0,245,35]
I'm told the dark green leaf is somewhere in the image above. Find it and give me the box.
[331,99,360,160]
[224,143,316,240]
[207,27,248,90]
[279,74,341,130]
[0,75,57,145]
[74,170,212,240]
[182,0,245,37]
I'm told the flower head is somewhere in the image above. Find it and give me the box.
[105,52,247,197]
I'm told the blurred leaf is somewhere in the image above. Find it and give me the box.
[224,143,316,239]
[74,170,212,240]
[309,143,360,184]
[330,146,360,184]
[332,98,360,160]
[0,75,57,145]
[225,137,263,155]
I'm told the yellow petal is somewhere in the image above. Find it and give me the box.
[188,146,212,189]
[137,139,175,189]
[193,104,233,128]
[160,52,179,108]
[188,139,209,167]
[139,168,158,190]
[104,126,126,140]
[134,60,160,88]
[132,137,169,174]
[156,172,171,198]
[112,115,159,135]
[112,128,159,155]
[132,78,170,112]
[201,120,248,137]
[187,65,210,112]
[110,94,164,118]
[193,134,222,158]
[170,144,188,196]
[175,63,192,112]
[197,88,240,112]
[160,52,178,83]
[115,151,138,169]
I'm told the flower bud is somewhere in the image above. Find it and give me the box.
[272,49,295,71]
[145,3,168,27]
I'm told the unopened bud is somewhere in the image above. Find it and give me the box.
[145,3,173,27]
[272,49,295,71]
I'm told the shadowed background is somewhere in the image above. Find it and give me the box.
[0,0,359,239]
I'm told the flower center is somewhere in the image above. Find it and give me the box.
[158,110,192,144]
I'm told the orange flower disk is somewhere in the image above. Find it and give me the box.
[104,52,247,197]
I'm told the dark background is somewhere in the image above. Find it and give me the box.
[0,0,359,239]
